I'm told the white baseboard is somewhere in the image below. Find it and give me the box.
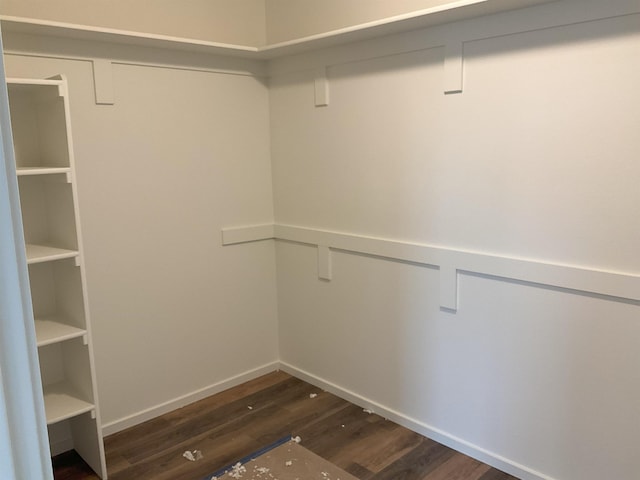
[101,361,280,436]
[279,361,555,480]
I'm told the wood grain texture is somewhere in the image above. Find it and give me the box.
[53,371,518,480]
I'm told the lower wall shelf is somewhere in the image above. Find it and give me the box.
[26,244,78,264]
[43,382,95,424]
[35,318,86,347]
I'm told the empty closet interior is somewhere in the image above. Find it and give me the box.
[2,1,639,479]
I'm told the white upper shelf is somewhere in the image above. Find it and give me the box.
[0,0,555,59]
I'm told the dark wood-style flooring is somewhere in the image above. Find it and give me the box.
[53,371,518,480]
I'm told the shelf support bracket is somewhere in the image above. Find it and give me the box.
[439,263,459,313]
[318,245,332,281]
[92,59,115,105]
[444,41,464,95]
[47,74,68,98]
[314,67,330,107]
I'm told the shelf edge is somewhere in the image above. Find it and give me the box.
[25,244,79,264]
[0,15,259,56]
[35,318,86,348]
[43,383,95,425]
[1,2,557,60]
[16,167,72,176]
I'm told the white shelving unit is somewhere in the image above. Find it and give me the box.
[6,76,107,478]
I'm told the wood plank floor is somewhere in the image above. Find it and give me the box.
[53,371,518,480]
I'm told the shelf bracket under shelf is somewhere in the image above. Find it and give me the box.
[439,263,459,313]
[92,59,115,105]
[39,170,73,184]
[317,245,332,281]
[314,67,329,107]
[444,40,464,95]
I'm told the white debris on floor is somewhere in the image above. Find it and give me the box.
[285,460,293,466]
[247,405,253,410]
[183,450,203,461]
[229,462,247,479]
[362,408,373,414]
[250,465,275,479]
[293,436,302,443]
[309,393,318,398]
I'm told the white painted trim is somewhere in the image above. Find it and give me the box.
[2,33,267,78]
[268,2,640,76]
[262,0,490,55]
[222,225,276,245]
[317,245,332,281]
[101,361,279,436]
[0,15,258,56]
[4,76,65,89]
[314,67,329,107]
[439,263,459,312]
[221,224,275,246]
[443,40,464,94]
[275,225,640,302]
[0,2,555,60]
[91,59,115,105]
[2,3,637,87]
[222,224,640,308]
[2,44,266,80]
[279,362,556,480]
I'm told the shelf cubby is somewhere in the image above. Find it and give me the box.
[43,382,95,425]
[38,338,95,423]
[28,259,86,332]
[18,173,79,257]
[7,80,71,169]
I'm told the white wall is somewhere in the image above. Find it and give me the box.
[1,0,267,46]
[3,1,640,479]
[270,1,640,479]
[3,50,279,430]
